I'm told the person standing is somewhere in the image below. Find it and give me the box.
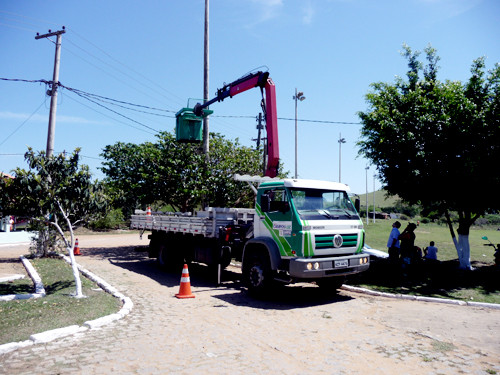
[387,221,401,263]
[399,223,417,272]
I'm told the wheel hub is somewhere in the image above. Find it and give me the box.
[249,265,264,287]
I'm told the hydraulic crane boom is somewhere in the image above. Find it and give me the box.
[193,71,279,178]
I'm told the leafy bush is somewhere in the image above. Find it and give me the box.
[89,208,125,231]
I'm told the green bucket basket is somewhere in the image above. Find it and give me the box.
[175,107,213,143]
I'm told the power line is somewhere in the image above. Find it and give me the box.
[277,117,362,125]
[2,77,362,133]
[0,101,46,148]
[60,84,176,117]
[66,27,187,107]
[0,77,50,84]
[61,89,160,135]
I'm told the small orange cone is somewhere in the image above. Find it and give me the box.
[175,264,195,299]
[146,206,152,216]
[74,238,81,256]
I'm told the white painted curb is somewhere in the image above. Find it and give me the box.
[0,256,46,302]
[0,274,25,283]
[0,254,133,355]
[30,325,88,344]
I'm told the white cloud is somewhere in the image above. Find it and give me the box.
[302,2,315,25]
[417,0,483,20]
[250,0,284,23]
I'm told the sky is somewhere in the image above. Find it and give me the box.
[1,0,499,195]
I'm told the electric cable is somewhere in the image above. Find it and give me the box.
[0,101,46,148]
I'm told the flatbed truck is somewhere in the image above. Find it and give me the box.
[130,71,369,293]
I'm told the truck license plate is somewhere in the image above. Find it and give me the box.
[335,260,348,268]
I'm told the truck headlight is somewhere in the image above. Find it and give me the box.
[306,262,313,270]
[314,262,320,270]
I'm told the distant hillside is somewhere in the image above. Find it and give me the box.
[356,189,400,209]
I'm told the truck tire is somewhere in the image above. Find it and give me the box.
[316,276,345,292]
[243,251,273,295]
[157,242,183,271]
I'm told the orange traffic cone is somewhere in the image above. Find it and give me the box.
[74,238,81,256]
[146,207,152,216]
[175,264,195,299]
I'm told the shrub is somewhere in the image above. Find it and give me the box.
[89,208,125,231]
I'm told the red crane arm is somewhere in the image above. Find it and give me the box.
[193,71,279,177]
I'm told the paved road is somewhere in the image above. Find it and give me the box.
[1,233,499,374]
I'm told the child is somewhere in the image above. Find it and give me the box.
[424,241,438,260]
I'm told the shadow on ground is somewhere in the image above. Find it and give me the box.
[82,245,354,309]
[348,257,500,301]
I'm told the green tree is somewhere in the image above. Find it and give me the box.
[101,131,272,214]
[357,44,500,269]
[0,148,106,297]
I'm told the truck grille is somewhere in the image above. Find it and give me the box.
[315,234,358,249]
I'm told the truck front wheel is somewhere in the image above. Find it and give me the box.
[243,251,272,295]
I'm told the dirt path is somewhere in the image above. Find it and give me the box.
[1,233,499,374]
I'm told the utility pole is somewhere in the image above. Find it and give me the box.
[35,27,66,158]
[253,113,263,148]
[202,0,210,156]
[365,166,369,225]
[252,113,266,174]
[293,89,305,179]
[338,133,346,182]
[373,173,376,223]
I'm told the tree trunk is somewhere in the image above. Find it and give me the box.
[55,202,84,298]
[445,210,472,270]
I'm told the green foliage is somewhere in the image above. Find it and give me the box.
[357,45,500,235]
[0,148,107,256]
[89,208,125,230]
[101,131,278,213]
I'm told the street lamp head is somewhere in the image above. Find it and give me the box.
[294,91,306,101]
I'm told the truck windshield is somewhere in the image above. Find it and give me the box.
[290,188,360,220]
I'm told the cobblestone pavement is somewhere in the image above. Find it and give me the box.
[1,233,499,374]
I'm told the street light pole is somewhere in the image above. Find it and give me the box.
[373,173,376,223]
[338,133,346,182]
[365,166,369,225]
[293,89,305,179]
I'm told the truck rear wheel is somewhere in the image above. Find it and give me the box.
[158,242,183,271]
[243,251,273,295]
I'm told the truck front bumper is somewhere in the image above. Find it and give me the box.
[289,254,370,279]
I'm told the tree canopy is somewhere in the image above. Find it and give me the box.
[0,148,106,297]
[357,44,500,269]
[100,131,278,213]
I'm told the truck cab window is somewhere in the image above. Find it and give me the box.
[290,188,359,220]
[264,188,289,213]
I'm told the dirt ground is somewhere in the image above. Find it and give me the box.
[1,232,499,374]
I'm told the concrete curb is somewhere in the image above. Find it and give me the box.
[0,255,133,355]
[341,284,500,309]
[0,256,46,302]
[0,274,25,283]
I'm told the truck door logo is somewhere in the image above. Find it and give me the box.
[333,234,343,248]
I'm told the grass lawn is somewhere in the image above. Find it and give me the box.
[350,219,500,304]
[0,257,121,345]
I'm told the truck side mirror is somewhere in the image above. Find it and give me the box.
[260,194,270,212]
[355,198,360,213]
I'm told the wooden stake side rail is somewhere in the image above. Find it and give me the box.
[130,207,255,238]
